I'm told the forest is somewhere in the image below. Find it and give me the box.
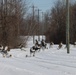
[0,0,76,47]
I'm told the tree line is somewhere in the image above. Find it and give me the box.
[1,0,76,47]
[45,0,76,44]
[0,0,44,48]
[0,0,27,47]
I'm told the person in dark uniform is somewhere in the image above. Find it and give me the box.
[41,39,46,48]
[35,40,39,46]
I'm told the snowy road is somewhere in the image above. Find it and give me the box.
[0,45,76,75]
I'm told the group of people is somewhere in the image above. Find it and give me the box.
[0,45,11,57]
[30,39,47,57]
[35,39,47,48]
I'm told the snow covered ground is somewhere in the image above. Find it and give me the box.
[0,38,76,75]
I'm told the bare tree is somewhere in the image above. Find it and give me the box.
[45,0,76,44]
[0,0,28,48]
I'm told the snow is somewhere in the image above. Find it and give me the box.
[0,37,76,75]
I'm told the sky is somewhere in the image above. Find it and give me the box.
[29,0,76,12]
[30,0,57,12]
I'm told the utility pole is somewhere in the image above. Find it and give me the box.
[66,0,70,53]
[32,5,35,44]
[42,12,44,39]
[37,9,41,41]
